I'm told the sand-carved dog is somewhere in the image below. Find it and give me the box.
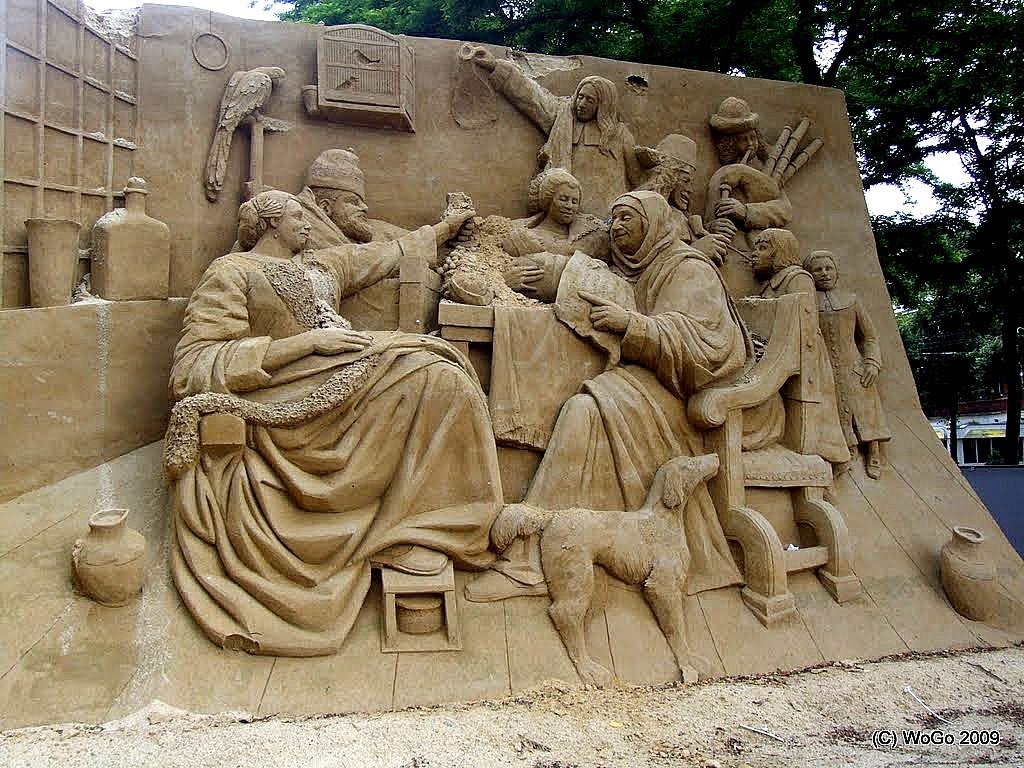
[491,454,720,686]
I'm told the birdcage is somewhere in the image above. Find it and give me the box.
[310,25,415,132]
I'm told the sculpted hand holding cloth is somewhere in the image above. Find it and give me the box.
[519,192,746,593]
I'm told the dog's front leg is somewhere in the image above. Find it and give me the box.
[643,558,705,683]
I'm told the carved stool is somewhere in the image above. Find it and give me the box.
[379,561,461,652]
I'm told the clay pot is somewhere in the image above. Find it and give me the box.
[26,218,81,307]
[71,509,146,606]
[940,526,997,622]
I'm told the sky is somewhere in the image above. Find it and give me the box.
[87,0,285,20]
[84,0,973,218]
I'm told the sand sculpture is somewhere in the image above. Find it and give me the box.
[2,8,1023,727]
[463,44,641,216]
[805,249,891,477]
[71,508,146,607]
[492,454,722,685]
[635,134,730,265]
[705,97,822,296]
[163,190,495,654]
[91,177,170,300]
[754,228,851,466]
[203,66,290,203]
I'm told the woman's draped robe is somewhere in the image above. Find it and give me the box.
[520,244,748,593]
[167,227,501,656]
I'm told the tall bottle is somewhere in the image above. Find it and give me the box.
[91,177,171,300]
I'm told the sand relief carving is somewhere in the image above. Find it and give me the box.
[502,168,610,303]
[163,189,500,655]
[288,148,416,330]
[437,169,611,309]
[491,454,721,685]
[71,508,146,607]
[467,192,750,605]
[465,45,641,216]
[940,526,1024,629]
[805,250,891,478]
[91,177,171,301]
[167,42,871,670]
[635,134,730,266]
[204,66,291,203]
[753,229,851,466]
[451,43,500,129]
[704,97,822,296]
[302,25,416,132]
[296,149,408,248]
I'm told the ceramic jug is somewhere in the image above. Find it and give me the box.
[939,526,996,622]
[71,508,146,606]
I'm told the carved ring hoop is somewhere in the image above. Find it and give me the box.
[192,32,230,72]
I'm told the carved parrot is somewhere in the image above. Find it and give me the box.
[203,66,286,202]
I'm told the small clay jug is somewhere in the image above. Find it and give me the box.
[71,509,146,606]
[939,526,996,622]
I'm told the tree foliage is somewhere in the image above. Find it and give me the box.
[276,0,1024,461]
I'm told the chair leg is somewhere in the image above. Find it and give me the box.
[795,488,862,603]
[723,505,796,626]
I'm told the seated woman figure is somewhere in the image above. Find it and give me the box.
[469,191,747,601]
[165,190,502,655]
[503,168,610,301]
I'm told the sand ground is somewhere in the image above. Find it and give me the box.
[1,645,1020,768]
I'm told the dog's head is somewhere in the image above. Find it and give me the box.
[658,454,720,510]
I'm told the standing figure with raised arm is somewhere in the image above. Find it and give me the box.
[465,46,641,216]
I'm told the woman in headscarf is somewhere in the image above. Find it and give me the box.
[466,46,641,216]
[165,190,502,655]
[468,191,747,601]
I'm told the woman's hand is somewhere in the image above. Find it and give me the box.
[579,290,631,334]
[263,328,373,371]
[504,257,544,295]
[503,228,544,258]
[309,327,374,355]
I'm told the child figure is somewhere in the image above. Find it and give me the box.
[805,250,891,478]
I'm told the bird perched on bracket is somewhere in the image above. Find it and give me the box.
[204,66,287,203]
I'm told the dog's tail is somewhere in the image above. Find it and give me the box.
[490,503,554,551]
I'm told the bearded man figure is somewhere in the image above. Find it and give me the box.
[296,148,408,246]
[296,148,412,327]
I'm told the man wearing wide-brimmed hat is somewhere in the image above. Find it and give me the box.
[703,98,794,294]
[708,96,770,167]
